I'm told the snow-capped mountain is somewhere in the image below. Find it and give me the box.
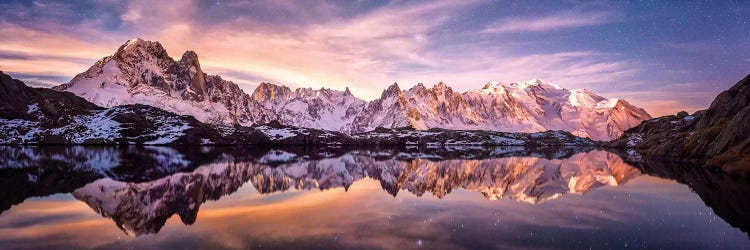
[251,83,366,132]
[2,71,364,145]
[346,82,484,133]
[54,39,650,140]
[251,79,650,140]
[3,70,596,146]
[54,38,275,126]
[347,79,652,140]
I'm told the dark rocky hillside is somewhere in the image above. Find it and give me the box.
[608,74,750,174]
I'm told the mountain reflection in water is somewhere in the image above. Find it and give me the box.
[0,146,748,249]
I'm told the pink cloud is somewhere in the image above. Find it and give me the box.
[0,1,718,116]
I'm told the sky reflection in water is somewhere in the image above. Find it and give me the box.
[0,146,747,249]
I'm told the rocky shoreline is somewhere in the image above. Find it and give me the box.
[607,74,750,174]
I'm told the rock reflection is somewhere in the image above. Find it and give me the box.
[2,146,749,239]
[614,150,750,238]
[0,146,219,213]
[63,147,635,235]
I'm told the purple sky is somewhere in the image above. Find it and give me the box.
[0,0,748,116]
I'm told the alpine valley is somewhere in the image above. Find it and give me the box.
[52,39,651,141]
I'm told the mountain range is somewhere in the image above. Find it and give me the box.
[1,70,597,146]
[54,38,651,141]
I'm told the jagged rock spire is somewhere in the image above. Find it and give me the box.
[382,82,401,97]
[178,51,208,100]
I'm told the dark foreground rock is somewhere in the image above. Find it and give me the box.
[608,74,750,174]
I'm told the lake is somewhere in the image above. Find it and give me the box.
[0,146,748,249]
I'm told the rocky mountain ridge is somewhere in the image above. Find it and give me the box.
[54,39,651,140]
[251,82,366,131]
[342,79,651,140]
[1,71,595,146]
[54,38,275,126]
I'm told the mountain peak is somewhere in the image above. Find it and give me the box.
[409,83,427,91]
[251,82,292,102]
[607,98,622,108]
[112,39,172,69]
[116,38,165,55]
[379,82,403,99]
[513,78,563,90]
[386,82,400,92]
[606,99,651,119]
[179,51,202,71]
[176,50,207,100]
[434,81,448,90]
[482,81,503,90]
[180,51,199,62]
[124,37,147,47]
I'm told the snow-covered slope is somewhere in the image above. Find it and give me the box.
[54,39,650,140]
[251,83,366,132]
[348,79,652,140]
[343,83,411,131]
[54,38,274,126]
[0,70,594,146]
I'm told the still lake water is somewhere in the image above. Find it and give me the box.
[0,146,748,249]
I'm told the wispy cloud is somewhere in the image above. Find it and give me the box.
[0,2,631,95]
[0,0,739,117]
[0,1,636,100]
[483,11,617,33]
[0,22,114,76]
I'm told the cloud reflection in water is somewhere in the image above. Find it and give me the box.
[0,146,748,249]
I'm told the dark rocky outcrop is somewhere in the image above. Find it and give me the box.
[177,51,208,101]
[608,74,750,174]
[0,71,101,121]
